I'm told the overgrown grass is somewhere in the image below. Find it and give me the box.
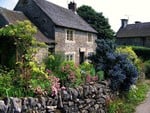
[108,80,150,113]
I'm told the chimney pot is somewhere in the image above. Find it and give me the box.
[121,19,128,28]
[135,21,141,24]
[68,1,77,13]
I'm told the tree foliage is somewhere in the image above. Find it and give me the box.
[77,5,114,39]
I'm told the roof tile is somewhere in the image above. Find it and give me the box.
[116,22,150,37]
[33,0,97,33]
[0,7,53,43]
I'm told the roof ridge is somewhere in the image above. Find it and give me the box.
[0,7,23,14]
[0,6,53,43]
[128,22,150,26]
[0,7,10,23]
[33,0,68,11]
[27,0,97,33]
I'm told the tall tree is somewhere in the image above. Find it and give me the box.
[77,5,114,39]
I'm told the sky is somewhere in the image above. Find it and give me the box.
[0,0,150,32]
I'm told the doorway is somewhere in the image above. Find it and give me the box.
[79,52,84,64]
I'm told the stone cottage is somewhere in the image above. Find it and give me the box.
[0,7,52,43]
[0,7,55,66]
[116,19,150,47]
[14,0,97,64]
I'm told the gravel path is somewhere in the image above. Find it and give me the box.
[135,91,150,113]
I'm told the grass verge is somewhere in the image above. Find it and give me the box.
[108,80,150,113]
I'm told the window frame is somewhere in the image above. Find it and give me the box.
[65,29,75,42]
[87,33,93,43]
[65,52,75,62]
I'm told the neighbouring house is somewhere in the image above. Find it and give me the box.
[0,7,55,66]
[116,19,150,47]
[13,0,97,65]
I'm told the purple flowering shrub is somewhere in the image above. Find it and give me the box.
[91,39,138,91]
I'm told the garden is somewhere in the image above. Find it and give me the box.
[0,21,150,113]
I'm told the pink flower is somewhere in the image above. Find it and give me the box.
[61,86,66,90]
[92,76,98,81]
[50,76,60,96]
[46,69,52,74]
[86,75,91,83]
[65,64,70,70]
[51,85,58,96]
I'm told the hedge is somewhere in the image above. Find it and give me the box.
[131,46,150,60]
[117,45,150,61]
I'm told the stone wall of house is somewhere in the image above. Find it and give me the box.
[117,37,150,47]
[145,37,150,47]
[35,47,49,64]
[116,37,143,46]
[55,27,97,65]
[15,0,55,39]
[0,14,8,28]
[0,81,115,113]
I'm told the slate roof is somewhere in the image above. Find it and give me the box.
[116,22,150,38]
[32,0,97,33]
[0,7,53,43]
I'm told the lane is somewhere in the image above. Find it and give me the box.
[135,91,150,113]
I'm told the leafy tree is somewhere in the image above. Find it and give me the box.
[77,5,114,39]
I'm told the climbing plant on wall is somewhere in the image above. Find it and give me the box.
[0,21,48,96]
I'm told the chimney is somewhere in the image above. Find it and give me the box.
[121,19,128,28]
[21,0,28,4]
[68,1,77,13]
[135,21,141,24]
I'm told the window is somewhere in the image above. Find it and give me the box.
[87,33,93,42]
[88,52,94,57]
[66,29,74,41]
[87,51,94,63]
[65,52,75,61]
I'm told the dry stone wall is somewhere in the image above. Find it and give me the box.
[0,81,114,113]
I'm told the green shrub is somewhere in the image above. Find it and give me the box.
[108,99,124,113]
[80,62,95,76]
[108,82,150,113]
[131,46,150,60]
[116,46,138,62]
[116,46,143,72]
[60,61,82,87]
[0,21,49,97]
[44,52,65,73]
[144,60,150,78]
[80,62,104,82]
[0,68,14,97]
[80,62,93,72]
[96,70,104,81]
[126,84,148,104]
[0,67,34,97]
